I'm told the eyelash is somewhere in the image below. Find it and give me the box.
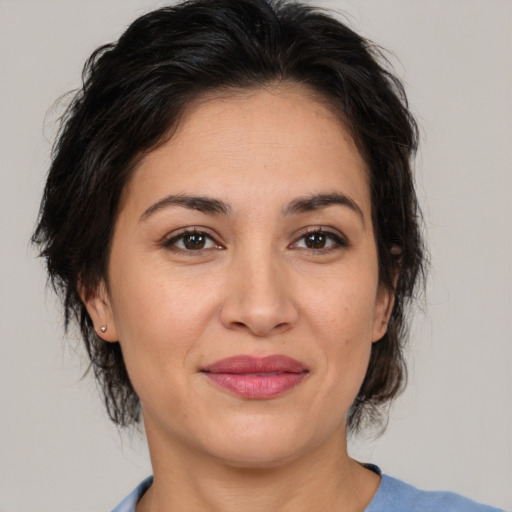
[162,228,222,253]
[291,228,349,254]
[162,227,349,254]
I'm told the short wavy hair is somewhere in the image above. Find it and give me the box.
[33,0,425,432]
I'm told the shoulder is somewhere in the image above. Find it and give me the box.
[366,474,505,512]
[110,477,153,512]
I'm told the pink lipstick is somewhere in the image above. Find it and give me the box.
[201,355,308,399]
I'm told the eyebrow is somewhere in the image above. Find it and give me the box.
[140,191,365,225]
[283,192,365,226]
[140,194,231,221]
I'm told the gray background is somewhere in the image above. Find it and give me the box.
[0,0,511,510]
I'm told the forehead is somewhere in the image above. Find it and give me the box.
[122,84,370,218]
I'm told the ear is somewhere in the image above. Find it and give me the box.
[79,280,119,342]
[371,283,395,343]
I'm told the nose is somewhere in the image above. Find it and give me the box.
[219,248,299,337]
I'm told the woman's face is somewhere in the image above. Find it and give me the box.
[87,85,392,467]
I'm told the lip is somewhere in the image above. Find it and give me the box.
[201,355,309,399]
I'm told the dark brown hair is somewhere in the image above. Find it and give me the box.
[33,0,425,432]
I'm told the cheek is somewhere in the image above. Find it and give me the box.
[305,270,378,390]
[307,272,378,342]
[107,261,222,390]
[110,251,218,334]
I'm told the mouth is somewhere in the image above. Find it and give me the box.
[201,355,309,399]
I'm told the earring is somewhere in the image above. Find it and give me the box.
[100,325,107,333]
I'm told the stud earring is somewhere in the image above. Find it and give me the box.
[100,325,107,333]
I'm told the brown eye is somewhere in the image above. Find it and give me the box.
[292,230,348,252]
[182,233,207,250]
[304,232,328,249]
[164,230,219,251]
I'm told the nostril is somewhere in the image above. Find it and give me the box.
[219,291,299,337]
[227,320,293,337]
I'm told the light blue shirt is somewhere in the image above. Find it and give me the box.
[111,471,505,512]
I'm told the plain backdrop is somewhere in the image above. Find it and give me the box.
[0,0,511,511]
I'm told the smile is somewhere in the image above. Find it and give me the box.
[201,355,309,399]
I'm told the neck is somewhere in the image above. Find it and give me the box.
[137,420,379,512]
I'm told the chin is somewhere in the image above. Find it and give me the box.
[202,416,329,470]
[214,442,306,470]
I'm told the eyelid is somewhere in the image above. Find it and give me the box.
[160,225,348,253]
[161,227,224,250]
[289,226,350,251]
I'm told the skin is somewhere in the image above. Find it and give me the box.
[85,84,394,512]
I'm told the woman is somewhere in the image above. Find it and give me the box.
[32,0,506,511]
